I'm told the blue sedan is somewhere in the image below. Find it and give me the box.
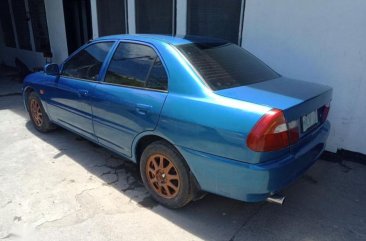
[23,34,332,208]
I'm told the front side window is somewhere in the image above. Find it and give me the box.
[62,42,114,80]
[105,42,168,91]
[177,42,280,90]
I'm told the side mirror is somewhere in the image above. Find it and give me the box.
[44,63,60,76]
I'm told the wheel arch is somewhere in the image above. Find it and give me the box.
[132,132,202,195]
[23,86,35,111]
[133,133,175,164]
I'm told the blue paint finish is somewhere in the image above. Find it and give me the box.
[96,34,194,46]
[179,121,330,202]
[216,77,333,121]
[22,34,333,203]
[46,76,98,140]
[90,84,167,157]
[156,93,288,164]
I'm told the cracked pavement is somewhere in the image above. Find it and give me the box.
[0,76,365,241]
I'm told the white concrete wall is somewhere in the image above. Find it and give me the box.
[44,0,68,64]
[127,0,136,34]
[242,0,366,154]
[176,0,187,35]
[90,0,99,39]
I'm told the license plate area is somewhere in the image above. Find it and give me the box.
[301,110,319,133]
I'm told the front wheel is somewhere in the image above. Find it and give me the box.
[140,141,193,208]
[27,91,55,132]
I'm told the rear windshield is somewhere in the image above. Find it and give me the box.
[176,43,280,90]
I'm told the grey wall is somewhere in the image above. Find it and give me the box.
[243,0,366,154]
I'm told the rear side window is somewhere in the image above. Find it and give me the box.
[146,57,168,91]
[62,42,114,81]
[105,42,168,91]
[177,42,280,90]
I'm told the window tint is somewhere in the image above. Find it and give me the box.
[62,42,114,80]
[146,57,168,91]
[105,43,160,88]
[177,42,279,90]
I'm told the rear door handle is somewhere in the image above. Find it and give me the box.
[78,89,88,97]
[135,104,152,115]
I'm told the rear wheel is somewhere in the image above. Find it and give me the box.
[27,92,55,132]
[140,141,192,208]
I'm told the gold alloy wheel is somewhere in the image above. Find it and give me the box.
[30,99,43,127]
[146,154,180,199]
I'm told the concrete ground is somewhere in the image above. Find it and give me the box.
[0,74,365,241]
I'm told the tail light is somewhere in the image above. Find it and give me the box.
[321,103,330,122]
[287,120,300,144]
[247,109,299,152]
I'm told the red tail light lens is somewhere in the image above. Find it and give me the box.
[321,104,330,122]
[247,109,299,152]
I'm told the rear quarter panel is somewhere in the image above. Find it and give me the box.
[155,92,289,164]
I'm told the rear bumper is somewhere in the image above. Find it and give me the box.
[179,121,330,202]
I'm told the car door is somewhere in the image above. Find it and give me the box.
[47,41,115,140]
[90,41,168,157]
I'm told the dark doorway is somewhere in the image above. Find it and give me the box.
[187,0,244,44]
[97,0,127,36]
[135,0,175,35]
[63,0,92,54]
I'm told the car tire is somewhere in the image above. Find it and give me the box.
[140,140,193,208]
[27,91,55,132]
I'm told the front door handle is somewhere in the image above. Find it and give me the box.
[78,89,88,97]
[135,104,152,115]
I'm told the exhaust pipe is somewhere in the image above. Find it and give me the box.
[266,194,285,205]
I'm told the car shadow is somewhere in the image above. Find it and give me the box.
[23,118,264,240]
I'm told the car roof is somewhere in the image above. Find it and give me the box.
[94,34,228,46]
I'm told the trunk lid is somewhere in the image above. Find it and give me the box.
[215,77,332,150]
[215,77,332,121]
